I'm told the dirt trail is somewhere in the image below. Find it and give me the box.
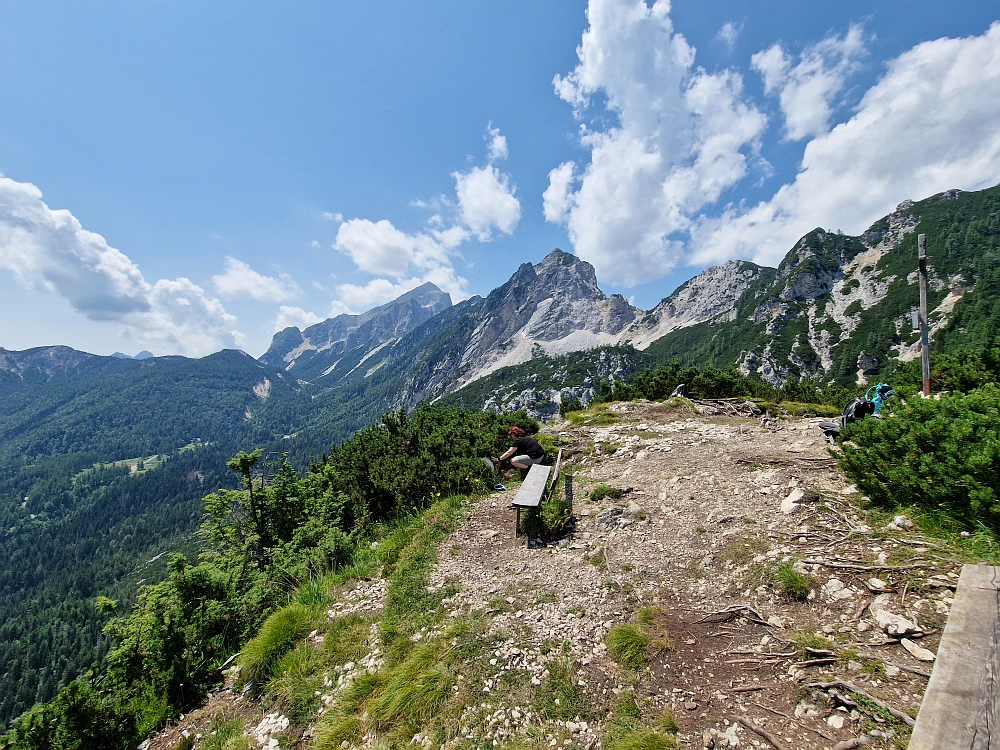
[148,400,958,750]
[431,401,954,749]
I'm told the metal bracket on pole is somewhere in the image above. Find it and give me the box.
[918,233,931,397]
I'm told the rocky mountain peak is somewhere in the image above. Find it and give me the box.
[531,249,604,300]
[258,282,451,376]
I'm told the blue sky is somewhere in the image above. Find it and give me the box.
[1,1,999,357]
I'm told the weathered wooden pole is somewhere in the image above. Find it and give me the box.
[918,233,931,397]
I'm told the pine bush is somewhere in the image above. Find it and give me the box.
[839,384,1000,530]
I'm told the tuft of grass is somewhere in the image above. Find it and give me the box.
[605,694,677,750]
[238,602,315,686]
[612,691,642,722]
[312,715,363,750]
[590,483,625,502]
[773,562,815,601]
[266,643,325,723]
[717,537,768,566]
[534,658,589,720]
[366,643,453,734]
[610,728,678,750]
[199,715,251,750]
[657,707,678,734]
[295,576,333,613]
[606,624,650,670]
[586,548,608,570]
[324,613,372,666]
[567,405,618,427]
[789,630,835,658]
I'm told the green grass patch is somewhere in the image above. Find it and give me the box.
[590,484,624,502]
[238,602,315,686]
[772,562,815,601]
[605,693,677,750]
[324,613,372,666]
[198,714,251,750]
[534,658,589,721]
[567,405,619,427]
[606,625,650,670]
[266,643,325,723]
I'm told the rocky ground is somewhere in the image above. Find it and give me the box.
[150,399,968,750]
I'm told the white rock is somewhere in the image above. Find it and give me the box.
[901,638,936,662]
[827,714,845,729]
[780,488,805,514]
[822,578,845,595]
[885,665,900,677]
[870,594,921,637]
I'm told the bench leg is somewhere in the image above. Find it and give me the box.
[515,507,521,537]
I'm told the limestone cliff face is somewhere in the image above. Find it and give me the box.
[258,283,452,382]
[452,250,640,387]
[623,260,766,349]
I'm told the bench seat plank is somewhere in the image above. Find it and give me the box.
[909,564,1000,749]
[511,464,550,509]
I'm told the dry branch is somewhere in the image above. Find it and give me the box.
[801,558,927,572]
[808,680,915,727]
[696,604,770,626]
[736,716,791,750]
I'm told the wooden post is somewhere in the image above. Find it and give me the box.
[918,233,931,397]
[908,564,1000,749]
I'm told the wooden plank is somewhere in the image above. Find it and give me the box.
[511,464,550,509]
[909,564,1000,750]
[550,448,563,489]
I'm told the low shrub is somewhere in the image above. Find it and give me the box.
[237,603,314,686]
[839,384,1000,531]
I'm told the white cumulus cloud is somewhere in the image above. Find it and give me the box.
[0,174,241,355]
[335,277,425,311]
[693,22,1000,268]
[545,0,767,286]
[212,256,298,302]
[717,21,742,48]
[486,125,509,162]
[332,124,519,312]
[752,24,867,141]
[274,305,323,331]
[335,219,452,278]
[453,165,521,241]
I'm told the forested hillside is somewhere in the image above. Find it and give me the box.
[0,350,310,723]
[1,405,534,749]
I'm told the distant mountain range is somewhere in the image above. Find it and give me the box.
[1,182,998,722]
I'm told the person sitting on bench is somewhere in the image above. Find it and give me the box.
[499,426,545,469]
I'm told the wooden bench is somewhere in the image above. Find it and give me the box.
[908,563,1000,749]
[510,449,562,538]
